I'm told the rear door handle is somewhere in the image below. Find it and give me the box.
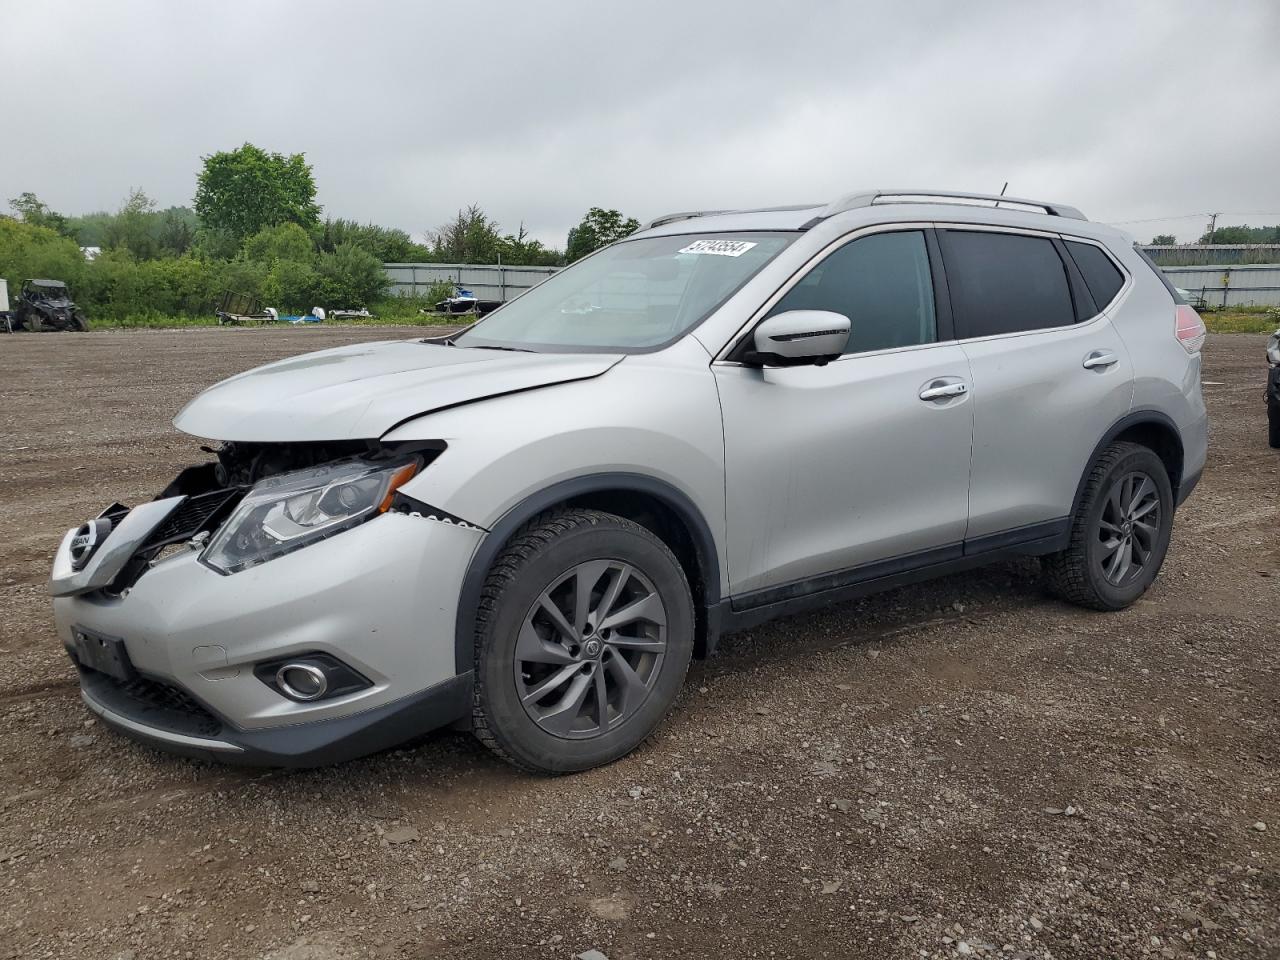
[919,381,968,401]
[1082,351,1119,370]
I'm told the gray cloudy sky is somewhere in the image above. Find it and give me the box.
[3,0,1278,246]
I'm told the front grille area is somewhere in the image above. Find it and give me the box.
[79,667,224,739]
[142,488,243,550]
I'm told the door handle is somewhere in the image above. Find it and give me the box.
[1082,351,1118,370]
[919,381,968,401]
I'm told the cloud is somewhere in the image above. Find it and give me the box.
[2,0,1277,246]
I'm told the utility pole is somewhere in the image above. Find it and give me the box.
[1206,212,1220,244]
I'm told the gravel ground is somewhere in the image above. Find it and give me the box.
[0,328,1277,960]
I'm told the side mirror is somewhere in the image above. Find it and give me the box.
[744,310,850,367]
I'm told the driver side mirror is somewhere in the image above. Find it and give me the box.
[743,310,850,367]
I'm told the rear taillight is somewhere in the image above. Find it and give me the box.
[1175,305,1206,354]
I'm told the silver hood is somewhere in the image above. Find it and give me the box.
[173,340,624,441]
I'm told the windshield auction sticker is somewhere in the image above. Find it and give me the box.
[678,239,758,257]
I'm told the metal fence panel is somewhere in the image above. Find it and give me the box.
[1159,264,1280,307]
[383,263,559,302]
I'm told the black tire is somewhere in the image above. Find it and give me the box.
[1268,397,1280,449]
[1043,441,1174,611]
[72,311,88,332]
[472,508,694,774]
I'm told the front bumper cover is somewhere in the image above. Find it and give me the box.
[77,663,473,767]
[53,510,484,765]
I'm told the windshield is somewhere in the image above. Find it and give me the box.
[455,232,796,352]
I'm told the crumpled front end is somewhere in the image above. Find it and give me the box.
[50,444,484,766]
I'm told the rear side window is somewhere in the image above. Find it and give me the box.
[767,230,936,355]
[939,230,1075,338]
[1065,240,1125,309]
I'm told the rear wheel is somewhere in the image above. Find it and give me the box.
[472,508,694,773]
[1043,441,1174,611]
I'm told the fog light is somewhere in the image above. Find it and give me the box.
[276,662,328,701]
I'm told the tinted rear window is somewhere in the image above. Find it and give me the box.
[939,231,1076,338]
[1065,240,1125,309]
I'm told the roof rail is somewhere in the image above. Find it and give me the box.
[641,209,732,231]
[812,189,1087,223]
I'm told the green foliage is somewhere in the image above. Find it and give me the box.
[566,207,640,262]
[8,192,70,235]
[0,216,86,289]
[195,143,320,242]
[316,242,388,307]
[320,219,430,262]
[1199,224,1280,244]
[1150,233,1177,245]
[429,204,504,263]
[242,222,316,263]
[1202,310,1280,334]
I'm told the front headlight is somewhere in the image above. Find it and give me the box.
[1267,330,1280,366]
[201,458,419,574]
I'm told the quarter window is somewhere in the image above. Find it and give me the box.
[1065,240,1125,310]
[767,230,937,355]
[939,231,1076,338]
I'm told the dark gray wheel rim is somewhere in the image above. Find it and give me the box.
[1096,471,1161,587]
[514,559,667,740]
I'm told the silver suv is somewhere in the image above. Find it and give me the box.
[50,189,1208,773]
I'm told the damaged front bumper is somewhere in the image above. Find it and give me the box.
[51,495,483,766]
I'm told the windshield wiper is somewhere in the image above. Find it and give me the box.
[466,344,537,353]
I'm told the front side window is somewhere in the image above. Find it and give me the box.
[455,232,796,352]
[766,230,937,355]
[940,230,1076,338]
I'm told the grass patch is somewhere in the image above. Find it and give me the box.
[1203,310,1280,334]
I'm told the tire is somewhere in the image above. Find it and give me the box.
[72,311,88,332]
[472,508,694,774]
[1268,397,1280,449]
[1043,441,1174,611]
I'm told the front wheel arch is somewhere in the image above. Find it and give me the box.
[453,474,721,675]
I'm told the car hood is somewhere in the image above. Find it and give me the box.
[173,340,624,441]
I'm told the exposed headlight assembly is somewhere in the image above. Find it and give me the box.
[1267,330,1280,366]
[201,458,418,574]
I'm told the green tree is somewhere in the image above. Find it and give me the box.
[157,207,198,257]
[1150,233,1177,245]
[103,188,159,259]
[194,143,320,242]
[1199,224,1280,244]
[316,242,387,307]
[428,205,504,263]
[566,207,640,262]
[242,222,316,263]
[9,192,69,235]
[320,219,428,262]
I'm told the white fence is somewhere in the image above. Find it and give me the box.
[384,263,559,302]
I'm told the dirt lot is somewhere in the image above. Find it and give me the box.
[1,328,1277,960]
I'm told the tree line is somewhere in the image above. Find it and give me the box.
[3,143,641,320]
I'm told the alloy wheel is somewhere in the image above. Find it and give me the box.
[514,559,668,739]
[1096,471,1161,587]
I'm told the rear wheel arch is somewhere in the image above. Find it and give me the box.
[1071,411,1184,517]
[454,474,721,674]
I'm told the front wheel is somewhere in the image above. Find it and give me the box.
[1268,396,1280,449]
[1043,441,1174,611]
[472,508,694,773]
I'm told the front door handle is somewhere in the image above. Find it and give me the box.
[1082,351,1119,370]
[919,381,968,401]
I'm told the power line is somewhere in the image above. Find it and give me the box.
[1106,212,1280,225]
